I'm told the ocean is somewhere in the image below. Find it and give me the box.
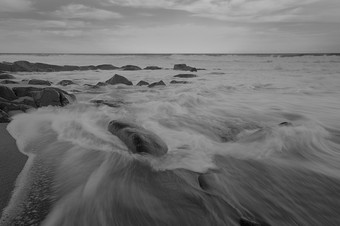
[1,54,340,225]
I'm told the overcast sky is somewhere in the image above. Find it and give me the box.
[0,0,339,53]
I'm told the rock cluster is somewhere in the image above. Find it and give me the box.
[173,64,197,72]
[0,85,75,122]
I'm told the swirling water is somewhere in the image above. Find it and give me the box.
[1,54,340,225]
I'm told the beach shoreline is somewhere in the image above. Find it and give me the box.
[0,123,28,218]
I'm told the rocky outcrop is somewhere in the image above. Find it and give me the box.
[173,74,197,78]
[170,80,189,84]
[0,61,120,72]
[0,85,17,101]
[144,66,162,70]
[28,79,52,86]
[0,80,19,84]
[96,64,119,70]
[0,73,15,79]
[121,65,142,71]
[173,64,197,72]
[57,80,76,86]
[148,80,166,88]
[105,74,133,86]
[96,82,107,87]
[136,80,149,86]
[108,120,168,156]
[0,85,76,122]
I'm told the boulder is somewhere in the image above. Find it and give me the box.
[62,65,80,71]
[144,66,162,70]
[105,74,133,86]
[173,64,197,72]
[96,82,107,87]
[0,109,10,123]
[84,84,100,89]
[35,88,61,107]
[170,80,189,84]
[148,80,166,88]
[108,120,168,156]
[28,79,52,86]
[121,65,142,71]
[0,85,17,101]
[12,86,75,107]
[0,73,15,79]
[80,65,97,70]
[0,101,31,113]
[12,96,37,108]
[136,80,149,86]
[12,87,42,97]
[0,62,13,72]
[96,64,119,70]
[0,80,19,84]
[58,80,76,86]
[173,74,197,78]
[279,122,293,127]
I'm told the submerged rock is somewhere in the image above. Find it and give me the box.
[136,80,149,86]
[148,80,166,88]
[105,74,133,86]
[0,80,19,84]
[174,74,197,78]
[121,65,142,71]
[108,120,168,156]
[0,73,15,79]
[0,85,17,101]
[96,82,107,87]
[170,80,189,84]
[174,64,197,72]
[96,64,119,70]
[144,66,162,70]
[28,79,52,86]
[57,80,75,86]
[279,122,293,127]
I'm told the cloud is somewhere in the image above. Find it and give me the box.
[108,0,320,22]
[53,4,122,20]
[0,0,32,12]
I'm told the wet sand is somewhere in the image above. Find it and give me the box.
[0,123,28,217]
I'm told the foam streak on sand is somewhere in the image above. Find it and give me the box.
[0,54,340,225]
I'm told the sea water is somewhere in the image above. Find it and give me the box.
[1,54,340,225]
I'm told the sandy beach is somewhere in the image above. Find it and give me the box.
[0,123,27,218]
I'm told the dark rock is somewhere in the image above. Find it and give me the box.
[0,109,10,123]
[144,66,162,70]
[84,84,100,89]
[174,74,197,78]
[96,64,119,70]
[121,65,142,71]
[174,64,197,72]
[12,87,42,97]
[0,73,15,79]
[63,65,80,71]
[170,80,189,84]
[57,80,75,86]
[0,85,17,101]
[28,79,52,86]
[90,99,124,108]
[0,101,31,113]
[105,74,133,86]
[36,88,61,107]
[96,82,107,87]
[80,65,97,70]
[0,80,19,84]
[12,86,75,107]
[148,80,166,88]
[136,80,149,86]
[0,62,13,72]
[13,61,36,72]
[279,122,293,127]
[33,62,63,72]
[239,218,270,226]
[108,120,168,156]
[12,96,37,108]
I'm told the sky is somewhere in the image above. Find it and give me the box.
[0,0,339,53]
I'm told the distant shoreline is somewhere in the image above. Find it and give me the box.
[1,53,340,56]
